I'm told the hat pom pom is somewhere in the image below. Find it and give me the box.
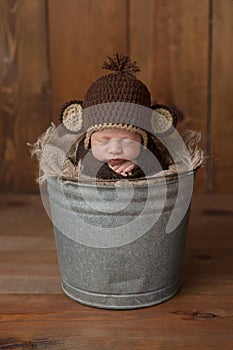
[102,53,140,77]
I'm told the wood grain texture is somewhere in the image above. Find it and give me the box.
[0,0,51,193]
[0,295,232,349]
[129,0,209,192]
[48,0,128,120]
[0,194,232,349]
[0,0,232,195]
[211,0,233,193]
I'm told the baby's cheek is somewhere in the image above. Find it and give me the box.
[127,144,141,160]
[92,146,105,161]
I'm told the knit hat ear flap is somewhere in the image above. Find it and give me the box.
[59,100,83,132]
[151,104,177,135]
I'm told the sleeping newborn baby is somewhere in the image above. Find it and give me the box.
[59,53,177,180]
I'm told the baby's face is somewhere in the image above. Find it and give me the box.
[90,128,141,166]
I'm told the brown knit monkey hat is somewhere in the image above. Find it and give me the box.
[59,53,177,149]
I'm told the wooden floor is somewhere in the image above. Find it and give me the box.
[0,192,232,349]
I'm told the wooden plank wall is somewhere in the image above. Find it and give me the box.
[212,0,233,193]
[0,0,51,193]
[0,0,232,193]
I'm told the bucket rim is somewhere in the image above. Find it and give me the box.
[47,168,197,190]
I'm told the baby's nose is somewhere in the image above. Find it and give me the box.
[108,139,122,154]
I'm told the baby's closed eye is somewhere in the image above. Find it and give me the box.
[121,139,136,145]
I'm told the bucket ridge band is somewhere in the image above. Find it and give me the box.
[61,279,181,309]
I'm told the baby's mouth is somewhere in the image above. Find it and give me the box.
[108,158,123,166]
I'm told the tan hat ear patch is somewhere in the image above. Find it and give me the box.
[151,108,173,134]
[62,103,83,132]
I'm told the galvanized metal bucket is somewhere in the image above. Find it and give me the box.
[47,172,193,309]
